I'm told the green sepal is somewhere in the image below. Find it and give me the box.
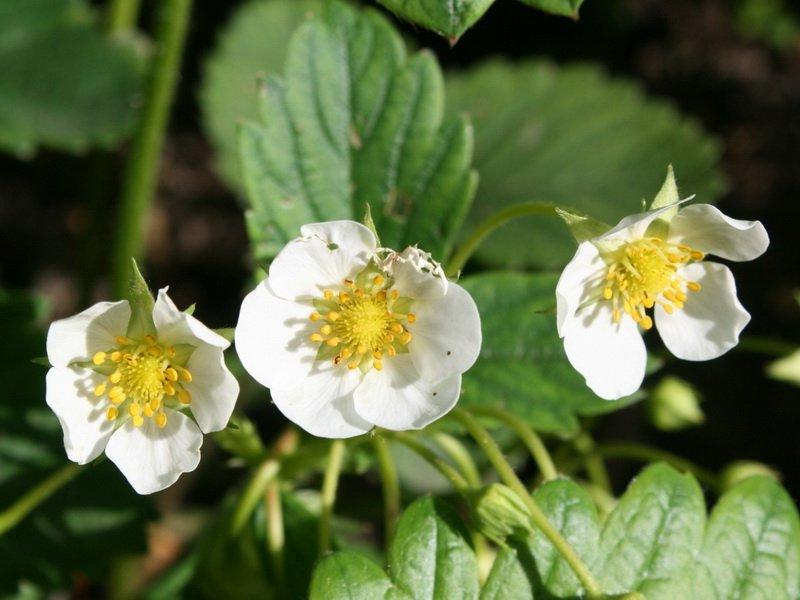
[647,165,682,237]
[213,415,268,466]
[125,258,156,339]
[555,207,611,243]
[30,356,51,368]
[214,327,235,343]
[184,303,196,316]
[362,203,380,245]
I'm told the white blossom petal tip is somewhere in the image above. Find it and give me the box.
[237,221,482,436]
[45,289,238,493]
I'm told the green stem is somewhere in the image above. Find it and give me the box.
[597,442,720,491]
[431,432,482,487]
[392,432,470,495]
[450,409,603,599]
[111,0,192,296]
[318,440,346,556]
[372,435,400,547]
[574,432,612,494]
[0,463,82,536]
[265,479,286,599]
[230,459,280,536]
[446,202,557,276]
[736,335,796,357]
[107,0,142,33]
[470,406,558,481]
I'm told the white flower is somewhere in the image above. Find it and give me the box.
[235,221,482,438]
[45,289,239,494]
[557,202,768,400]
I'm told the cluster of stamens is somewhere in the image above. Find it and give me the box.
[91,335,193,428]
[308,271,415,372]
[601,237,704,329]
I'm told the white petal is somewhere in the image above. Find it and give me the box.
[153,288,229,349]
[235,281,318,391]
[596,200,690,245]
[408,282,482,384]
[184,345,239,433]
[556,242,605,337]
[46,300,130,367]
[667,204,769,262]
[384,246,448,300]
[269,220,377,300]
[562,304,647,400]
[353,355,461,430]
[105,409,202,495]
[45,367,114,464]
[655,262,750,361]
[270,364,371,439]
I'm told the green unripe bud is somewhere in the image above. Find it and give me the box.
[470,483,533,544]
[647,376,704,431]
[720,461,780,492]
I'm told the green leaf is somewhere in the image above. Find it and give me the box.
[595,463,706,598]
[238,0,477,262]
[691,476,800,599]
[445,60,725,269]
[310,496,478,599]
[200,0,321,188]
[374,0,583,40]
[0,290,154,595]
[479,548,534,600]
[526,478,600,596]
[0,0,145,157]
[460,272,641,432]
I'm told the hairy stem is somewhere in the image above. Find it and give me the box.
[574,432,612,493]
[318,440,346,556]
[265,479,286,599]
[470,406,558,481]
[0,463,82,536]
[107,0,142,32]
[446,202,557,276]
[111,0,192,296]
[372,435,400,547]
[392,432,470,495]
[231,459,280,536]
[597,441,720,491]
[431,432,482,487]
[450,408,603,599]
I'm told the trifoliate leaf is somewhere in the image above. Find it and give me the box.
[0,0,145,157]
[445,60,725,269]
[236,0,477,262]
[460,272,643,432]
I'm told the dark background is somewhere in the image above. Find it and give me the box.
[1,0,798,501]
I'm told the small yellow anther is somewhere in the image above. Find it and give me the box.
[327,311,340,321]
[310,333,324,343]
[165,367,179,381]
[179,389,192,405]
[180,368,192,383]
[129,403,141,416]
[110,351,122,362]
[323,289,334,300]
[391,323,404,334]
[143,403,154,417]
[373,351,383,360]
[167,346,176,358]
[109,387,126,403]
[115,336,132,346]
[165,382,176,396]
[406,313,416,323]
[94,383,107,397]
[326,337,341,347]
[106,407,118,421]
[391,290,399,300]
[384,333,394,343]
[386,346,397,357]
[110,370,122,384]
[340,347,352,359]
[133,415,144,428]
[320,324,332,335]
[347,362,358,370]
[144,334,157,345]
[339,292,350,302]
[662,303,674,315]
[92,352,106,365]
[603,287,613,300]
[373,360,383,371]
[310,312,321,321]
[687,281,702,292]
[357,344,367,355]
[156,412,167,428]
[400,332,412,345]
[148,345,163,357]
[690,251,704,261]
[640,316,654,330]
[373,275,385,286]
[376,290,387,302]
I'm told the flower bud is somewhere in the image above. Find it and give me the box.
[720,461,780,492]
[647,376,704,431]
[767,349,800,388]
[470,483,533,544]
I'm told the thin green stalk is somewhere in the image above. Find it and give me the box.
[318,440,346,556]
[392,432,470,495]
[372,435,400,547]
[0,463,82,536]
[450,408,603,599]
[107,0,142,33]
[431,432,482,487]
[597,442,720,491]
[446,202,557,276]
[574,432,612,494]
[265,479,286,599]
[111,0,193,296]
[470,406,558,481]
[230,459,280,536]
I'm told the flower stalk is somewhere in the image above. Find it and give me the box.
[265,479,286,599]
[372,434,400,547]
[392,432,470,495]
[318,439,346,556]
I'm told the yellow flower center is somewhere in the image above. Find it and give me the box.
[91,335,193,428]
[308,273,415,372]
[602,237,704,329]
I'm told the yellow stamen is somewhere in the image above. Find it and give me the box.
[156,412,167,428]
[94,383,107,397]
[165,367,178,381]
[92,352,106,365]
[106,407,118,421]
[179,389,191,405]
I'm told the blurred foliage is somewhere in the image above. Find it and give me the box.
[236,0,477,262]
[0,291,154,596]
[734,0,800,53]
[445,60,726,269]
[0,0,145,158]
